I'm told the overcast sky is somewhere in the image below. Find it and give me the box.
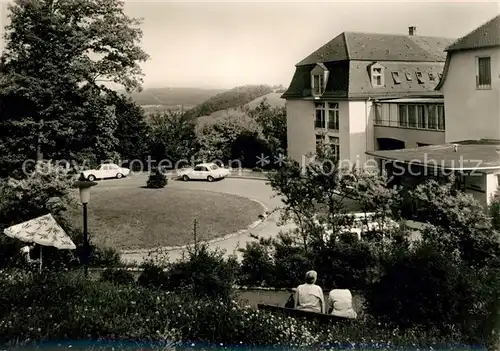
[1,0,499,89]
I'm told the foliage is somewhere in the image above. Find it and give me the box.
[146,167,168,189]
[366,240,500,345]
[148,109,198,165]
[139,243,239,301]
[195,113,269,167]
[184,85,273,119]
[100,268,136,285]
[0,0,148,176]
[112,93,151,164]
[125,87,226,107]
[0,270,470,348]
[490,189,500,231]
[248,100,287,156]
[410,176,500,268]
[0,161,121,269]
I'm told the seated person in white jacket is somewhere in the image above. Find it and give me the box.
[328,289,357,319]
[294,270,325,313]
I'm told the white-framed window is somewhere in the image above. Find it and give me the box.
[417,105,426,129]
[327,102,340,130]
[312,74,324,95]
[315,102,326,129]
[476,56,491,89]
[427,105,437,129]
[416,71,425,84]
[428,72,436,81]
[398,105,408,127]
[391,71,401,84]
[408,105,417,128]
[328,136,340,160]
[374,103,383,125]
[405,72,412,81]
[437,105,445,130]
[371,67,383,87]
[398,104,444,130]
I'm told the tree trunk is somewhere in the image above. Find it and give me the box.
[36,118,44,162]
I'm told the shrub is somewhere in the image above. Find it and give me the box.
[365,241,500,344]
[100,268,136,285]
[240,241,274,286]
[252,167,263,172]
[165,244,239,300]
[0,270,471,348]
[138,244,239,301]
[146,167,167,188]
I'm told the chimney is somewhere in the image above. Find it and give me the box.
[409,26,417,36]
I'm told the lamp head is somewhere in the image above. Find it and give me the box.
[72,180,98,204]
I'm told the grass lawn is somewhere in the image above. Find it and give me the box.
[65,187,264,250]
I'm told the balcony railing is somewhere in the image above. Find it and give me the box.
[374,119,445,131]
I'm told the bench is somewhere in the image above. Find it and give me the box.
[257,304,355,324]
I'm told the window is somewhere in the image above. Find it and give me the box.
[477,56,491,89]
[374,103,382,125]
[408,105,417,128]
[316,134,324,153]
[193,166,204,171]
[391,71,401,84]
[416,71,425,84]
[312,74,324,95]
[427,105,437,129]
[328,137,340,159]
[438,73,443,79]
[417,105,426,128]
[315,103,326,129]
[372,67,383,87]
[210,164,219,170]
[327,103,339,130]
[437,105,445,130]
[428,72,436,81]
[405,72,412,81]
[398,105,408,127]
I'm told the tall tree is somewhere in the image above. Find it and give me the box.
[149,109,198,167]
[248,100,287,156]
[0,0,149,177]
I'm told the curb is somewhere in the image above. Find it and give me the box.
[130,172,269,182]
[120,198,270,255]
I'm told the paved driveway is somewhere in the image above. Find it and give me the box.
[93,174,295,265]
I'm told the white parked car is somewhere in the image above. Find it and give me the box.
[81,163,130,181]
[177,163,230,182]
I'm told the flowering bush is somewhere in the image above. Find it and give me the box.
[0,271,469,348]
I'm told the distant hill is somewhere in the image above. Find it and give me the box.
[244,92,286,109]
[124,87,227,107]
[184,85,273,119]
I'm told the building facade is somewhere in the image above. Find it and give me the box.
[282,28,454,168]
[367,16,500,207]
[436,15,500,143]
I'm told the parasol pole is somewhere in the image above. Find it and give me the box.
[39,245,42,274]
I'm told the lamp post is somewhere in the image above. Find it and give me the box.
[73,177,98,277]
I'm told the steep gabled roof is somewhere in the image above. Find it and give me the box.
[436,15,500,90]
[296,32,454,66]
[446,15,500,52]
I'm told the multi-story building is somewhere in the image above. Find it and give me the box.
[367,15,500,206]
[282,27,454,168]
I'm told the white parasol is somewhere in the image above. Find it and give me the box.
[3,213,76,272]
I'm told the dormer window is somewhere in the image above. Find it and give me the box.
[405,72,412,81]
[369,63,385,87]
[428,72,436,81]
[416,71,425,84]
[312,74,324,95]
[391,71,401,84]
[310,63,329,97]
